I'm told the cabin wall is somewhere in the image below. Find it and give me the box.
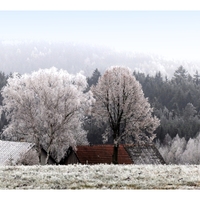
[40,149,56,165]
[63,152,79,164]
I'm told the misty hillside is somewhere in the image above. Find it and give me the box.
[1,40,200,78]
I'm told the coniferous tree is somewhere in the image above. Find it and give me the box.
[193,70,200,85]
[85,68,101,92]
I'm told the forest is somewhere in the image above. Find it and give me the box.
[0,65,200,164]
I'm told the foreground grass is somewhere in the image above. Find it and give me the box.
[0,164,199,189]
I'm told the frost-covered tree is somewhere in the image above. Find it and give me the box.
[173,65,188,84]
[91,66,160,164]
[156,133,200,164]
[0,67,89,164]
[181,133,200,164]
[157,134,187,164]
[183,103,197,119]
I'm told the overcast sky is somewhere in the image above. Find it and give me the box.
[1,9,200,62]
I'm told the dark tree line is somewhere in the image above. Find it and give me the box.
[135,66,200,142]
[0,72,9,134]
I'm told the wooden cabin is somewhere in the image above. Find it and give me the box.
[0,140,165,165]
[59,144,165,165]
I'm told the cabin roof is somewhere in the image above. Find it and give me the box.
[0,140,34,165]
[75,144,133,164]
[124,144,166,164]
[71,144,165,165]
[0,140,165,165]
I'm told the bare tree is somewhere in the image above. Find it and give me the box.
[0,67,90,164]
[91,66,160,164]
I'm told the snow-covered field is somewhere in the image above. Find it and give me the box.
[0,164,199,189]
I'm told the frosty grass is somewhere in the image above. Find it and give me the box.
[0,164,199,189]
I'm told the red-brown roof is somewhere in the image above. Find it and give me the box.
[75,145,133,164]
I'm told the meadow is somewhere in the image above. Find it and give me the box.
[0,164,199,189]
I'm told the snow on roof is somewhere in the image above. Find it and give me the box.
[0,140,34,165]
[124,144,166,165]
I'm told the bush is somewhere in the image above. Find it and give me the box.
[16,149,39,165]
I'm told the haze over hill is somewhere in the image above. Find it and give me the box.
[1,40,200,78]
[1,11,200,78]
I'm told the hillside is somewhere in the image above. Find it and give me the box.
[1,40,200,78]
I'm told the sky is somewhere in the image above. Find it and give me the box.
[1,1,200,62]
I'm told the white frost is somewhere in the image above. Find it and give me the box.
[0,164,199,189]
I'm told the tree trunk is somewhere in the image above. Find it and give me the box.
[112,139,119,164]
[35,135,42,164]
[45,140,53,165]
[45,131,54,165]
[38,145,42,164]
[45,148,50,165]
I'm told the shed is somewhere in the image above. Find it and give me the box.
[0,140,34,165]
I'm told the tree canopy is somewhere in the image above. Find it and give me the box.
[91,66,160,164]
[0,67,89,164]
